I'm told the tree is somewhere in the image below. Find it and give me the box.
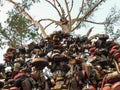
[0,0,42,48]
[0,0,120,48]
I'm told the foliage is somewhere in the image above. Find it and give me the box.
[0,14,41,48]
[17,0,40,10]
[0,0,42,48]
[104,7,120,40]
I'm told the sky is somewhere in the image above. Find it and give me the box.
[0,0,120,63]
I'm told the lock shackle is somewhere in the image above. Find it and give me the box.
[113,59,120,74]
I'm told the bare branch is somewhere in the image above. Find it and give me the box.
[38,18,57,22]
[45,0,62,17]
[71,0,84,26]
[38,18,62,26]
[86,27,94,37]
[56,0,64,15]
[64,0,72,32]
[44,22,54,30]
[71,18,82,32]
[65,0,73,18]
[77,0,85,19]
[69,0,74,14]
[82,0,105,21]
[4,34,13,44]
[85,20,106,25]
[8,0,47,38]
[72,0,105,31]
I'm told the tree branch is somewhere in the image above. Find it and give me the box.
[85,20,106,25]
[38,18,57,22]
[4,33,13,44]
[8,0,47,38]
[71,0,84,26]
[72,0,105,31]
[38,18,62,26]
[64,0,72,32]
[69,0,74,13]
[86,27,94,37]
[44,22,54,30]
[65,0,73,19]
[45,0,62,18]
[56,0,64,17]
[82,0,105,21]
[77,0,84,19]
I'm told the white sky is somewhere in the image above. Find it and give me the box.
[0,0,120,63]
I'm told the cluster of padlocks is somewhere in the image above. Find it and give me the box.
[0,31,120,90]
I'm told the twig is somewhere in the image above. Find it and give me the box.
[44,22,54,30]
[38,18,61,26]
[69,0,74,13]
[85,20,106,25]
[45,0,62,17]
[72,0,105,31]
[86,27,94,37]
[77,0,85,19]
[64,0,72,32]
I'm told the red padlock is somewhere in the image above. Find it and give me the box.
[89,47,96,52]
[114,52,120,59]
[109,48,117,54]
[9,87,19,90]
[6,47,16,53]
[112,45,119,49]
[4,58,10,62]
[111,81,120,90]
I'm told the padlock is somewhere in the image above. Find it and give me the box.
[82,84,96,90]
[102,84,111,90]
[6,47,16,54]
[106,71,120,83]
[3,57,10,62]
[31,57,48,68]
[9,87,19,90]
[112,45,119,49]
[89,47,96,52]
[114,52,120,59]
[111,81,120,90]
[98,34,109,41]
[109,48,117,54]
